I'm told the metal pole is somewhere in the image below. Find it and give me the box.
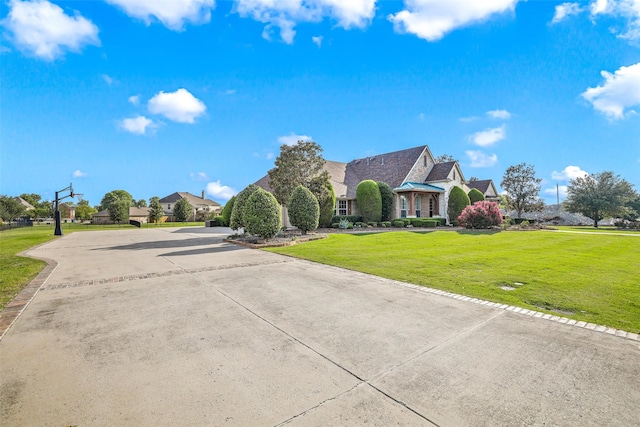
[54,191,62,236]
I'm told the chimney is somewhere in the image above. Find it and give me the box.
[202,190,205,200]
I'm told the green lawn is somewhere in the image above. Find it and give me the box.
[553,226,640,234]
[267,230,640,332]
[0,222,207,309]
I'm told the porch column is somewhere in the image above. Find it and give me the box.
[410,192,416,216]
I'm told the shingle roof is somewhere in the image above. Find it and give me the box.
[425,161,456,182]
[14,197,35,210]
[343,146,428,198]
[254,160,349,198]
[467,179,492,193]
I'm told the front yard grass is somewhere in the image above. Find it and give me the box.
[267,230,640,333]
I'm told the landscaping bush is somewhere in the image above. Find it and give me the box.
[318,182,336,228]
[209,216,225,226]
[368,221,378,227]
[355,222,368,228]
[356,180,382,223]
[243,188,281,239]
[331,222,340,228]
[230,184,260,230]
[392,219,406,228]
[338,219,352,229]
[383,221,392,228]
[468,188,485,204]
[377,181,394,222]
[457,201,503,229]
[288,185,319,234]
[331,215,362,224]
[220,196,235,226]
[448,186,471,226]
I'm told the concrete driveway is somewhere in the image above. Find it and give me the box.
[1,227,639,426]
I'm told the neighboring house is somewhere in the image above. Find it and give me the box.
[92,207,151,224]
[159,191,221,221]
[14,197,35,211]
[466,180,500,201]
[60,202,76,220]
[255,145,498,224]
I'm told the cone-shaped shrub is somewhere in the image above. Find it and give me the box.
[377,181,394,222]
[447,186,470,226]
[318,182,336,228]
[458,201,503,229]
[356,180,382,223]
[468,188,485,204]
[220,195,235,226]
[230,184,260,230]
[244,188,281,239]
[289,185,319,234]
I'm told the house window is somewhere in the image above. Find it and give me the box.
[337,200,347,216]
[415,195,422,218]
[400,196,408,218]
[167,204,171,210]
[429,196,434,217]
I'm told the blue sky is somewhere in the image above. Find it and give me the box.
[2,0,639,207]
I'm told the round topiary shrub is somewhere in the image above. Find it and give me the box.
[458,201,503,229]
[468,188,485,205]
[243,188,281,239]
[288,185,319,234]
[230,184,260,230]
[356,180,382,223]
[377,181,394,222]
[392,219,405,228]
[447,186,471,226]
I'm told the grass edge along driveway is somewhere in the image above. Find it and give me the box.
[268,230,640,333]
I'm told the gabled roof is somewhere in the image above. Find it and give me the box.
[14,197,35,210]
[343,145,428,198]
[159,192,221,207]
[394,182,445,192]
[467,179,491,193]
[425,161,456,182]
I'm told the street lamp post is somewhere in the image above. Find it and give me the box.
[54,183,76,236]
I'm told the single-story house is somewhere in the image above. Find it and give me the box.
[255,145,498,225]
[159,191,221,221]
[92,207,151,224]
[14,197,35,211]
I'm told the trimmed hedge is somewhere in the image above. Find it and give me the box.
[288,185,319,234]
[468,188,485,204]
[243,188,281,239]
[356,180,382,223]
[331,215,363,224]
[392,219,406,228]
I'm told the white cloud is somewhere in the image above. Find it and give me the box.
[551,2,583,24]
[544,185,568,198]
[586,0,640,41]
[582,63,640,119]
[106,0,215,31]
[225,89,236,95]
[190,171,209,181]
[466,150,498,167]
[312,35,323,47]
[148,88,206,123]
[486,109,511,119]
[388,0,520,41]
[2,0,100,61]
[206,180,237,201]
[277,132,313,146]
[470,125,506,147]
[119,115,155,135]
[128,95,140,105]
[551,166,588,181]
[235,0,375,44]
[102,74,114,85]
[72,169,87,178]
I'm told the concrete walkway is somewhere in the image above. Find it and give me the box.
[1,227,639,426]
